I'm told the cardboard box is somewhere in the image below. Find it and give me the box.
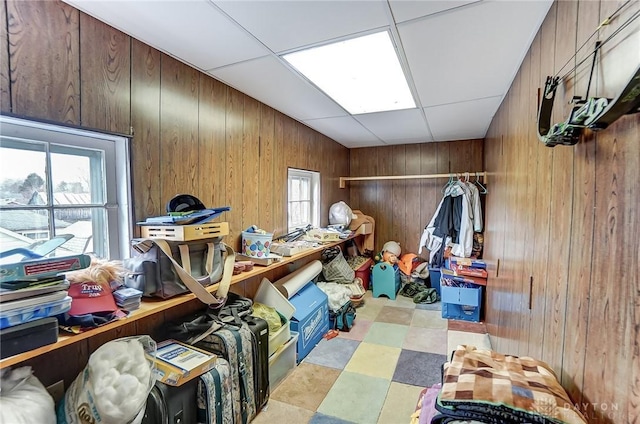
[289,282,330,363]
[448,263,488,278]
[354,222,373,235]
[141,222,228,241]
[303,228,342,242]
[254,278,295,356]
[447,256,487,269]
[151,340,217,386]
[440,268,487,286]
[270,242,315,257]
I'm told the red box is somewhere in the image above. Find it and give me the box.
[355,258,373,290]
[449,263,488,278]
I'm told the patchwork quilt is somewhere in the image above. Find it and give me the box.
[432,345,587,424]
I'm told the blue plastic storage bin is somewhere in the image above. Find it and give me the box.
[0,294,71,329]
[441,284,483,322]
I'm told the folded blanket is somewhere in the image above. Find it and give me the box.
[433,345,587,424]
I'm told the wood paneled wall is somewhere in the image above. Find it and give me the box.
[0,0,348,388]
[483,1,639,422]
[348,140,484,255]
[1,0,349,246]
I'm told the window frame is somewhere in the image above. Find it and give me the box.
[287,168,320,231]
[0,115,133,259]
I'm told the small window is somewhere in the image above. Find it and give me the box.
[287,168,320,231]
[0,116,132,260]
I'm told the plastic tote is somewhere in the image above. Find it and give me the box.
[241,231,273,258]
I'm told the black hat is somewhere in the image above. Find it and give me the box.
[166,194,206,213]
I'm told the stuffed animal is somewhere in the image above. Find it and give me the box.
[374,241,402,265]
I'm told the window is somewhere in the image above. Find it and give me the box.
[287,168,320,231]
[0,115,132,260]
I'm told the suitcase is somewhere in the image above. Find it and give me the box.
[194,323,257,424]
[243,315,270,411]
[142,378,199,424]
[142,358,234,424]
[197,358,234,424]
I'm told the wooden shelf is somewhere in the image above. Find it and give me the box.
[0,237,353,369]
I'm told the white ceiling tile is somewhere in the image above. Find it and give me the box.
[212,0,390,53]
[389,0,480,23]
[425,96,502,141]
[62,0,553,148]
[303,116,381,147]
[209,56,347,121]
[399,0,552,107]
[64,0,268,70]
[354,109,433,142]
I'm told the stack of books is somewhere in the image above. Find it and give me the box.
[443,256,488,286]
[0,253,91,358]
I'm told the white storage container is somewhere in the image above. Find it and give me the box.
[268,332,298,389]
[254,278,296,356]
[0,292,71,329]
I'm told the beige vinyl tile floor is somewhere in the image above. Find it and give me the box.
[253,291,491,424]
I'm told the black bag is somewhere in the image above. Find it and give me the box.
[123,238,235,307]
[217,292,253,325]
[329,301,356,332]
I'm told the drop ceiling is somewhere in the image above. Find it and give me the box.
[63,0,553,148]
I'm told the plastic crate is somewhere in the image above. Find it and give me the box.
[269,332,298,389]
[0,295,72,329]
[441,284,483,322]
[442,302,481,322]
[140,221,229,241]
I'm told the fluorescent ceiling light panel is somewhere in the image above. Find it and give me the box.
[283,31,416,115]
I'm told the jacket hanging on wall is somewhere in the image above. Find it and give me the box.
[418,180,475,267]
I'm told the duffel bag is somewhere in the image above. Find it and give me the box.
[329,301,356,332]
[123,238,235,308]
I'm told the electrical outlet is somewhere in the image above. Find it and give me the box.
[46,380,65,403]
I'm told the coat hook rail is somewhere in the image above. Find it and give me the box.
[339,171,487,188]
